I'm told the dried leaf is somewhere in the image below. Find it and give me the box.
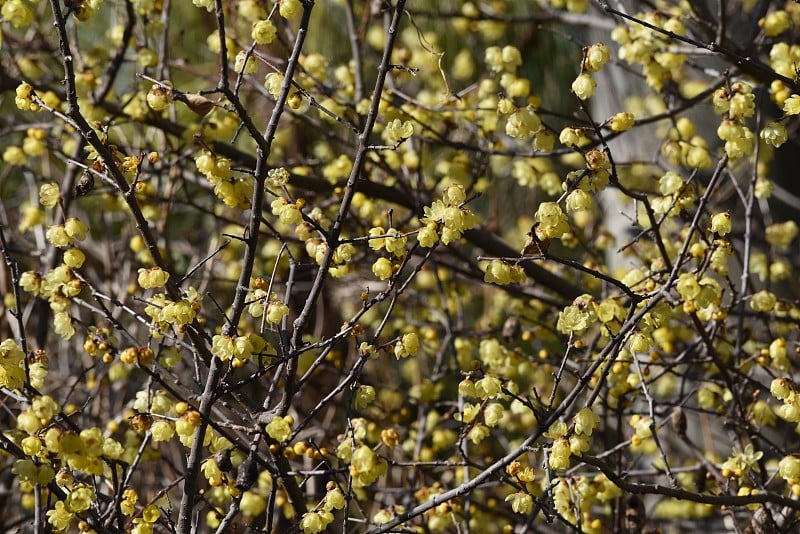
[181,93,215,116]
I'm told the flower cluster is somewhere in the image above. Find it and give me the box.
[660,117,714,169]
[19,264,84,339]
[550,474,621,531]
[196,150,251,208]
[505,106,542,139]
[765,220,798,249]
[612,12,687,90]
[44,486,98,533]
[211,333,270,364]
[131,504,161,534]
[483,260,525,285]
[629,414,655,451]
[46,218,89,248]
[651,170,696,216]
[143,287,201,332]
[15,411,126,501]
[271,197,304,225]
[0,339,26,390]
[6,0,800,531]
[534,202,569,240]
[485,45,522,73]
[264,72,304,110]
[15,82,40,111]
[370,226,408,280]
[546,407,600,471]
[299,483,347,533]
[348,444,387,487]
[720,443,763,479]
[242,286,285,326]
[767,39,800,105]
[713,82,756,159]
[557,294,597,335]
[675,273,722,318]
[771,378,800,423]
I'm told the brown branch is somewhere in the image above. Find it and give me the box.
[581,454,800,511]
[175,0,316,530]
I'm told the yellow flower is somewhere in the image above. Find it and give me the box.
[63,248,86,269]
[417,223,438,248]
[372,257,393,280]
[484,259,512,285]
[475,375,502,399]
[2,0,34,28]
[571,73,596,100]
[549,438,571,470]
[394,332,419,359]
[39,182,61,208]
[505,107,541,139]
[584,42,611,71]
[299,512,325,534]
[252,19,276,45]
[383,119,414,144]
[46,501,74,531]
[64,218,89,241]
[765,220,798,249]
[279,0,301,19]
[535,202,569,238]
[762,10,791,37]
[266,301,289,324]
[265,415,292,442]
[779,456,800,481]
[66,484,94,513]
[573,407,600,436]
[151,420,175,442]
[266,167,289,188]
[138,267,170,289]
[565,189,593,212]
[609,111,635,132]
[505,491,533,514]
[46,225,71,248]
[770,378,793,400]
[146,85,171,111]
[211,335,235,361]
[54,311,75,339]
[484,403,504,427]
[324,487,346,511]
[142,505,160,523]
[0,339,26,390]
[783,94,800,115]
[235,51,258,75]
[383,228,407,258]
[750,290,776,312]
[708,212,732,235]
[761,121,788,147]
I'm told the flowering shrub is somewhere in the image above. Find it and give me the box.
[1,1,800,532]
